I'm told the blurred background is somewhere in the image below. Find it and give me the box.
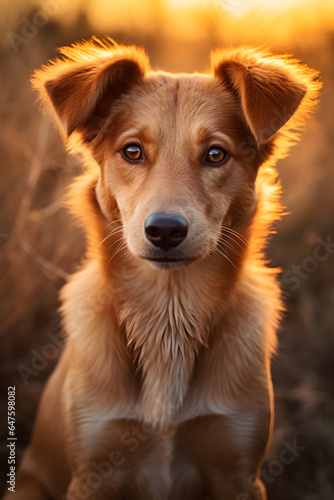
[0,0,334,497]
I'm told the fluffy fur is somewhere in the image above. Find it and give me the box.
[5,39,321,500]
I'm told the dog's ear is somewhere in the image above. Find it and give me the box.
[212,48,318,146]
[32,40,150,139]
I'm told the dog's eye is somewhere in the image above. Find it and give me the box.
[123,144,142,161]
[206,147,228,165]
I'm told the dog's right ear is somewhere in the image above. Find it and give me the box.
[32,40,150,140]
[212,47,321,146]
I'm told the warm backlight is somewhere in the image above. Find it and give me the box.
[80,0,334,44]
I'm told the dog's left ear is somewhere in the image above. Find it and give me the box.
[212,48,319,145]
[32,40,150,140]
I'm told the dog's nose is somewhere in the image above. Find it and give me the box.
[144,212,188,250]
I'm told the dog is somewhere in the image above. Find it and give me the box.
[6,40,320,500]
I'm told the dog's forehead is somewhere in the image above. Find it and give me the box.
[116,71,240,141]
[146,70,212,90]
[144,71,235,113]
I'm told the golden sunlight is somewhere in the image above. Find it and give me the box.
[80,0,334,44]
[167,0,332,16]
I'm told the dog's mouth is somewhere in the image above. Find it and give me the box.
[141,254,196,269]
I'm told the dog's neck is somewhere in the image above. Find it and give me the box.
[114,257,238,424]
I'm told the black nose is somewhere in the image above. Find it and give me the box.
[144,212,188,250]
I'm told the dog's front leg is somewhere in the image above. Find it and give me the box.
[66,474,124,500]
[206,402,272,500]
[173,378,272,500]
[64,420,174,500]
[174,405,271,500]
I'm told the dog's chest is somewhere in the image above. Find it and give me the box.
[116,266,217,423]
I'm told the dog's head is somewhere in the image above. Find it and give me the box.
[33,41,320,269]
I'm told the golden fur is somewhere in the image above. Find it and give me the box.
[5,40,321,500]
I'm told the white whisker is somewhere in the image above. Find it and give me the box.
[97,227,123,247]
[221,226,250,247]
[215,248,238,270]
[111,241,128,261]
[217,238,242,258]
[207,241,238,270]
[105,218,123,228]
[108,235,126,251]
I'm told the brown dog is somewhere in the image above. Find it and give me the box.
[6,40,320,499]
